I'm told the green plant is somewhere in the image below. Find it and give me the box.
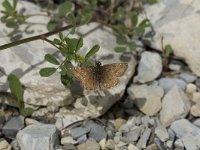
[39,32,100,86]
[8,74,34,117]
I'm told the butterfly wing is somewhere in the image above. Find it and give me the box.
[99,63,128,89]
[73,67,98,90]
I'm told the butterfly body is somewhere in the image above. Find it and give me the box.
[73,61,128,90]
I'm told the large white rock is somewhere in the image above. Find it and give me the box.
[17,124,60,150]
[160,86,191,126]
[142,0,200,76]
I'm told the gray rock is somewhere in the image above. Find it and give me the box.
[174,139,184,150]
[160,86,190,126]
[170,119,200,138]
[155,125,169,142]
[169,63,181,72]
[182,135,199,150]
[63,143,76,150]
[168,128,175,141]
[124,126,141,142]
[76,139,100,150]
[179,73,197,83]
[2,116,24,139]
[158,78,186,93]
[128,144,139,150]
[135,117,141,126]
[61,136,77,145]
[69,127,90,139]
[134,52,162,83]
[141,116,150,127]
[141,0,200,76]
[114,132,122,144]
[136,128,151,149]
[166,140,173,149]
[128,84,163,116]
[153,138,165,150]
[119,124,130,133]
[193,118,200,128]
[87,122,107,142]
[17,124,59,150]
[195,78,200,89]
[77,134,87,144]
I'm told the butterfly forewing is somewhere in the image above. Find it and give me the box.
[102,63,128,77]
[73,67,98,90]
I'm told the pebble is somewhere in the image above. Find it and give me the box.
[136,128,151,149]
[128,144,139,150]
[190,104,200,117]
[63,143,76,150]
[155,125,169,142]
[124,126,141,142]
[69,126,90,139]
[105,139,115,150]
[166,140,173,149]
[115,118,127,130]
[179,73,197,83]
[169,63,181,71]
[99,138,106,150]
[192,92,200,103]
[186,83,196,94]
[174,139,184,150]
[61,136,77,145]
[0,138,11,150]
[76,139,100,150]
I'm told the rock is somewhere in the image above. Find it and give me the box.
[87,122,107,142]
[168,128,176,141]
[105,139,115,150]
[123,126,141,142]
[155,125,169,142]
[170,119,200,149]
[115,118,127,130]
[128,84,163,115]
[160,86,190,126]
[134,52,162,83]
[69,126,90,139]
[192,92,200,103]
[186,83,196,94]
[10,139,20,150]
[190,103,200,117]
[62,143,76,150]
[146,143,159,150]
[136,128,151,149]
[2,116,24,139]
[141,116,150,127]
[61,136,77,145]
[76,134,87,144]
[119,124,130,133]
[128,144,139,150]
[17,124,59,150]
[99,138,106,150]
[174,139,184,150]
[0,138,11,150]
[31,108,48,117]
[193,119,200,128]
[113,132,122,144]
[141,0,200,76]
[25,118,42,126]
[166,140,173,149]
[76,139,100,150]
[158,78,186,93]
[135,116,142,126]
[153,138,165,150]
[169,63,181,72]
[195,78,200,89]
[179,73,197,83]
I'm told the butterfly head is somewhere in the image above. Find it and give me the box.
[95,61,102,67]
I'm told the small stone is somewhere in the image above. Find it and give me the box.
[105,139,115,150]
[174,139,184,150]
[135,117,141,126]
[69,127,90,139]
[0,138,11,150]
[153,138,165,150]
[141,116,150,127]
[61,136,77,145]
[99,138,106,150]
[193,119,200,128]
[166,140,173,149]
[76,139,100,150]
[190,104,200,117]
[179,73,197,83]
[168,128,175,141]
[63,143,76,150]
[186,83,196,94]
[158,78,186,93]
[192,92,200,103]
[128,144,139,150]
[169,63,181,71]
[25,118,42,126]
[2,115,24,139]
[124,126,141,142]
[136,128,151,149]
[114,132,122,144]
[155,125,169,142]
[119,124,130,133]
[115,118,127,130]
[146,143,159,150]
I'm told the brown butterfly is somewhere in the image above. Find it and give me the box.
[73,61,128,90]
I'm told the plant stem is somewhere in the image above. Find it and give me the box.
[0,24,75,50]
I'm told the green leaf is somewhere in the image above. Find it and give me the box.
[127,42,136,49]
[80,10,93,25]
[58,1,73,16]
[13,0,18,10]
[6,20,18,28]
[147,0,158,5]
[61,74,73,86]
[47,20,59,31]
[75,38,83,52]
[85,45,100,59]
[2,0,13,13]
[116,36,127,45]
[116,7,125,20]
[114,46,126,53]
[53,38,61,45]
[164,44,173,57]
[129,12,138,27]
[65,38,74,52]
[59,32,64,40]
[39,67,56,77]
[20,107,34,117]
[45,54,60,65]
[69,13,76,34]
[8,74,23,105]
[138,19,151,28]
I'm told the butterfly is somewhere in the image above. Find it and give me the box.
[73,61,128,90]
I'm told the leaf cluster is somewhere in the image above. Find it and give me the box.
[39,32,100,86]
